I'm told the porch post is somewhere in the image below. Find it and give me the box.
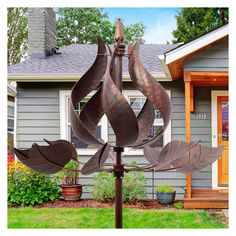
[184,72,192,198]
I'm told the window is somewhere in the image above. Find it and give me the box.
[123,90,171,155]
[8,101,15,133]
[60,90,108,155]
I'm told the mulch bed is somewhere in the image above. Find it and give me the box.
[35,199,176,210]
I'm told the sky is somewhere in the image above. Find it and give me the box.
[104,8,180,44]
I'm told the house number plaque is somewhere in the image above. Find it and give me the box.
[195,113,207,120]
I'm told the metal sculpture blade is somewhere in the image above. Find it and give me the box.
[13,140,76,174]
[143,140,199,170]
[128,40,171,147]
[70,37,107,147]
[174,144,224,173]
[143,140,224,173]
[101,48,139,147]
[81,143,110,175]
[43,139,78,161]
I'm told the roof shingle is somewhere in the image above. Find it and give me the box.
[8,43,179,76]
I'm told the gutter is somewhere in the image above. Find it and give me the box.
[8,73,172,82]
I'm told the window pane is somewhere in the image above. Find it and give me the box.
[128,96,164,148]
[222,102,228,141]
[8,119,14,132]
[70,125,102,149]
[130,97,146,117]
[155,110,162,119]
[8,105,14,118]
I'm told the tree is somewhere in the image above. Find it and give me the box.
[172,8,228,43]
[56,8,145,47]
[8,8,28,65]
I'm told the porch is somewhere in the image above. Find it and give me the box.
[184,71,228,209]
[184,189,228,209]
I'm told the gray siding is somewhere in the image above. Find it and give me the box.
[184,39,228,72]
[16,81,227,200]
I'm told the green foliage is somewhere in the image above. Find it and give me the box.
[173,202,184,209]
[156,184,175,193]
[172,8,228,43]
[57,160,80,185]
[8,163,60,206]
[56,8,145,47]
[8,8,28,65]
[92,170,147,203]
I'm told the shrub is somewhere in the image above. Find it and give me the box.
[92,170,147,203]
[156,184,175,193]
[173,202,184,209]
[8,162,60,206]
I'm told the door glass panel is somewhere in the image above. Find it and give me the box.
[222,102,228,141]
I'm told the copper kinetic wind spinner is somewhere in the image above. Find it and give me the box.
[14,19,224,228]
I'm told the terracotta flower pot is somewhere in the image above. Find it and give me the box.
[61,184,82,201]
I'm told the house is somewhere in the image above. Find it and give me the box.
[8,8,228,208]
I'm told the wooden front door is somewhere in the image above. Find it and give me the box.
[217,96,229,186]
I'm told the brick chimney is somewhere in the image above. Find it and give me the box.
[28,8,56,59]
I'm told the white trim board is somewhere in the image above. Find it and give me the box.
[211,90,228,190]
[165,24,228,65]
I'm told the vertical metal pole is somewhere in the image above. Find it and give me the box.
[113,17,125,229]
[114,147,123,228]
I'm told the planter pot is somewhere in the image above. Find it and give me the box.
[156,191,176,205]
[61,184,82,201]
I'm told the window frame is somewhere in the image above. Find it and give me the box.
[8,101,15,134]
[122,90,171,156]
[59,90,108,155]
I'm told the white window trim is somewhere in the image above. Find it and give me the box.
[59,90,108,155]
[211,90,228,190]
[8,100,15,134]
[122,90,171,156]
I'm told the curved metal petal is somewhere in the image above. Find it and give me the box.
[143,146,161,164]
[43,139,77,161]
[175,144,224,173]
[128,41,171,147]
[81,143,110,175]
[79,88,104,139]
[70,37,107,147]
[134,99,155,145]
[13,142,73,174]
[13,148,29,161]
[101,49,139,147]
[143,140,200,171]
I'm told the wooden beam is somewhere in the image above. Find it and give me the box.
[190,83,194,113]
[184,71,228,86]
[184,78,192,198]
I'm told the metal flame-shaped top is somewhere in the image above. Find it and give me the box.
[114,18,124,42]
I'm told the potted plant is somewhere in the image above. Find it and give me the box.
[156,184,176,205]
[58,160,82,201]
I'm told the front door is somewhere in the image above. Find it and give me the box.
[217,96,229,186]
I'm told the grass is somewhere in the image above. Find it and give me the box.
[8,207,226,228]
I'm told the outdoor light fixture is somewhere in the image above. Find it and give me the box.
[14,18,224,229]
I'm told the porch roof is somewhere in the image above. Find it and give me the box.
[159,24,229,80]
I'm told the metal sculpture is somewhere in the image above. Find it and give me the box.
[14,18,224,229]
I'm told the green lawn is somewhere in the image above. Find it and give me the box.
[8,207,225,228]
